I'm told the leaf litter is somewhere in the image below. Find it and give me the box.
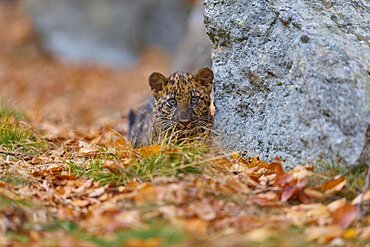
[1,121,369,246]
[0,2,369,246]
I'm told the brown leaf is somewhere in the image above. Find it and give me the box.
[251,196,282,207]
[78,140,99,155]
[75,179,94,195]
[194,200,217,221]
[102,161,125,175]
[303,188,324,200]
[174,217,208,235]
[305,225,342,244]
[71,199,90,208]
[288,204,331,226]
[135,145,162,157]
[351,190,370,205]
[360,226,370,240]
[126,238,161,247]
[245,227,278,243]
[281,185,299,202]
[332,203,357,229]
[135,184,157,205]
[292,165,314,179]
[327,199,347,213]
[88,186,107,198]
[275,173,294,187]
[321,177,346,195]
[269,157,285,176]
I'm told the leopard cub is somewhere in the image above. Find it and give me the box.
[128,68,214,147]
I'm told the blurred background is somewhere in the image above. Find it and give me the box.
[0,0,211,128]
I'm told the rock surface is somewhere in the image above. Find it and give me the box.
[204,0,370,167]
[25,0,191,68]
[172,1,211,72]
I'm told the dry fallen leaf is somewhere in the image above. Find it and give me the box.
[102,161,125,175]
[351,190,370,205]
[305,225,343,244]
[245,227,278,243]
[174,217,208,235]
[88,186,107,198]
[126,238,161,247]
[321,177,347,195]
[360,226,370,240]
[342,228,358,239]
[327,198,347,212]
[332,203,357,229]
[135,184,157,205]
[78,140,99,155]
[194,200,217,221]
[135,145,162,157]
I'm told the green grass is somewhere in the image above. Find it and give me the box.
[43,220,185,247]
[244,227,314,247]
[0,194,34,210]
[68,159,125,185]
[315,162,369,200]
[68,141,208,185]
[5,232,29,245]
[0,172,30,186]
[0,106,46,155]
[0,106,25,120]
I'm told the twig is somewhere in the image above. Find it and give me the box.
[0,150,33,160]
[0,150,23,157]
[358,163,370,217]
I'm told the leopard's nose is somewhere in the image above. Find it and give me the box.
[179,119,191,127]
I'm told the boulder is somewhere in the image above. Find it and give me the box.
[172,1,211,72]
[204,0,370,167]
[25,0,192,68]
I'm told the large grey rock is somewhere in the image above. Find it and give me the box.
[172,1,211,72]
[25,0,192,68]
[204,0,370,167]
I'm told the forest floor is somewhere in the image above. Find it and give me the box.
[1,2,369,247]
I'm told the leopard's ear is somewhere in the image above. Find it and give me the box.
[195,68,213,93]
[149,72,167,98]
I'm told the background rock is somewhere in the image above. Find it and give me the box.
[204,0,370,167]
[172,1,211,72]
[25,0,192,68]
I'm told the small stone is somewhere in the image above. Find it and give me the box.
[300,35,310,43]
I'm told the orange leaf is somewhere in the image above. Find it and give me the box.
[126,238,161,247]
[174,217,208,235]
[275,173,294,187]
[269,157,285,175]
[281,185,299,202]
[321,177,346,195]
[252,196,282,207]
[135,145,162,157]
[343,228,358,239]
[332,204,357,229]
[135,184,157,205]
[211,157,233,169]
[303,188,324,200]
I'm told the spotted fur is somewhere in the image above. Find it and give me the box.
[129,68,214,147]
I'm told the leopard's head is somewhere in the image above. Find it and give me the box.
[149,68,214,139]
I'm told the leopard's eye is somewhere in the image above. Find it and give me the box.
[167,98,177,107]
[191,96,200,104]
